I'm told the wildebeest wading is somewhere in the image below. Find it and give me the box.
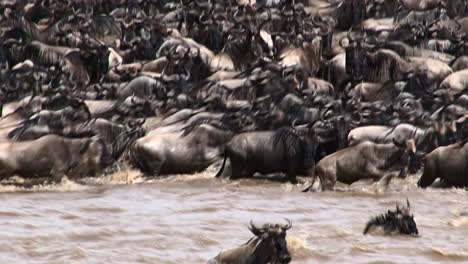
[215,125,320,184]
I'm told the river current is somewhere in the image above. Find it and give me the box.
[0,164,467,264]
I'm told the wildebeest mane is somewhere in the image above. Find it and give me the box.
[272,126,312,161]
[180,118,230,137]
[365,49,410,83]
[363,209,397,234]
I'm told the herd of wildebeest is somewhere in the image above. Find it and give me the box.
[0,0,467,262]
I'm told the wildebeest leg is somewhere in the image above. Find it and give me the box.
[301,165,316,191]
[317,166,336,191]
[49,165,67,184]
[285,163,298,184]
[366,164,398,188]
[229,155,245,180]
[377,172,400,189]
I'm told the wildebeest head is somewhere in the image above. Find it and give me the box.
[364,199,418,236]
[340,31,368,81]
[249,219,292,263]
[392,137,418,173]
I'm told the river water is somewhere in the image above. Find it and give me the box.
[0,165,467,264]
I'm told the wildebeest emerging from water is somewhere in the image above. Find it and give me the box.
[364,199,418,236]
[208,219,292,264]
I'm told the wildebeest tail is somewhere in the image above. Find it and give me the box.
[301,166,318,192]
[215,147,227,178]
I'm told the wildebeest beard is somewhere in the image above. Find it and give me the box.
[272,127,317,165]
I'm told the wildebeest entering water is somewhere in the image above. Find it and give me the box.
[0,134,110,183]
[215,125,320,184]
[207,219,292,264]
[364,199,418,236]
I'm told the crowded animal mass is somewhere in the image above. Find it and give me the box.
[0,0,467,263]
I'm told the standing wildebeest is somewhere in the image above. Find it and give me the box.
[347,123,436,153]
[417,141,468,188]
[303,139,417,191]
[215,126,319,184]
[364,199,418,235]
[0,134,109,183]
[208,220,292,264]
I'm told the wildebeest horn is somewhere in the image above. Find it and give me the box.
[406,198,410,208]
[249,220,266,236]
[199,11,211,25]
[233,9,244,23]
[283,218,292,230]
[195,0,211,8]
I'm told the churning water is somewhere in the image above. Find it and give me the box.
[0,165,467,264]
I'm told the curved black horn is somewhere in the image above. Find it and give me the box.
[249,220,264,236]
[283,218,292,230]
[233,9,244,24]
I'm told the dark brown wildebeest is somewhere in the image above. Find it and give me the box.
[417,141,468,188]
[207,219,292,264]
[0,134,109,183]
[303,139,417,191]
[364,199,419,235]
[215,126,319,184]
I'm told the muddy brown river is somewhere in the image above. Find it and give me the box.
[0,165,467,264]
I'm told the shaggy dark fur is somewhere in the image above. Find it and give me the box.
[364,202,418,235]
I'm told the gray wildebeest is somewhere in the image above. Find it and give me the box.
[364,199,419,236]
[215,126,319,184]
[347,123,436,153]
[0,135,109,183]
[303,138,417,191]
[207,219,292,264]
[417,141,468,188]
[130,123,233,175]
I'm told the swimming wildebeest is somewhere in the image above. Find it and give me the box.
[364,199,419,235]
[215,126,319,184]
[207,219,292,264]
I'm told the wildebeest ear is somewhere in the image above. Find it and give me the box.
[405,139,416,153]
[339,37,350,49]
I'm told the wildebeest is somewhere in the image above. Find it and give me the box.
[303,139,417,191]
[347,123,435,153]
[207,219,292,264]
[130,123,233,175]
[0,134,109,183]
[417,141,468,188]
[364,199,419,236]
[215,126,319,184]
